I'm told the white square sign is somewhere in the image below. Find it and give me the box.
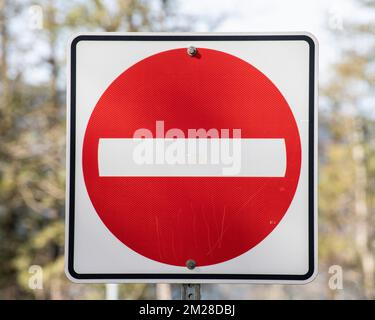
[66,33,318,283]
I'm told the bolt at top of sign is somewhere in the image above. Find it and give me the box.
[187,46,198,56]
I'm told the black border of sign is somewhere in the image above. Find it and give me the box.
[67,34,316,282]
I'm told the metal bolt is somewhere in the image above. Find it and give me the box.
[187,46,197,57]
[186,259,196,270]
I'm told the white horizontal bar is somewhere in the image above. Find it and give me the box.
[98,138,286,177]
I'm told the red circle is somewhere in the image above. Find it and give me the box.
[82,48,301,266]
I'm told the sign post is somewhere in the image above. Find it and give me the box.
[182,284,201,300]
[66,33,318,286]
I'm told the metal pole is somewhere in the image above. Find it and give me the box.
[106,284,119,300]
[156,283,172,299]
[181,284,201,300]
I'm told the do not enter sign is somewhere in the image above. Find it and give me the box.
[66,34,317,283]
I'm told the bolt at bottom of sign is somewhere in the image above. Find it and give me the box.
[186,259,196,270]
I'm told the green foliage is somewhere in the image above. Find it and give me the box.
[0,0,180,299]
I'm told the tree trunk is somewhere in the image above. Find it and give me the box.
[350,116,375,299]
[156,283,172,299]
[46,0,59,111]
[0,0,9,102]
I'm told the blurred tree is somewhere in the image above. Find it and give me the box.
[319,0,375,298]
[0,0,188,299]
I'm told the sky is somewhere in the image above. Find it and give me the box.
[178,0,370,77]
[11,0,372,85]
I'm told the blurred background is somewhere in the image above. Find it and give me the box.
[0,0,374,299]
